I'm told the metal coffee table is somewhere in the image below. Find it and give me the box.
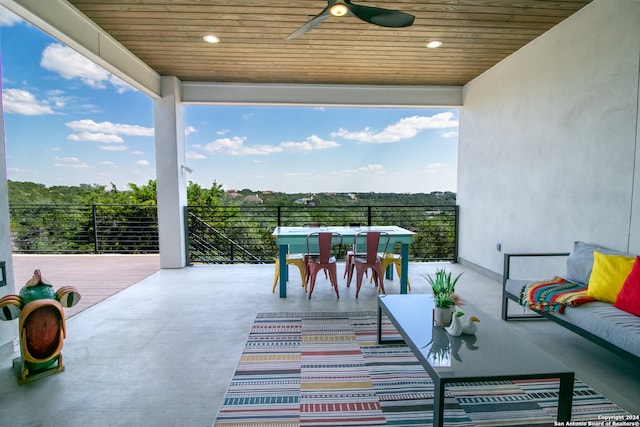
[377,294,574,427]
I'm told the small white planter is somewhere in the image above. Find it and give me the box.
[433,306,454,327]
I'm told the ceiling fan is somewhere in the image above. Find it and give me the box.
[285,0,415,40]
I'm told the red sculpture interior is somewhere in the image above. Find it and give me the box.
[24,306,62,360]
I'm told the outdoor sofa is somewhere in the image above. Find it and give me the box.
[502,241,640,364]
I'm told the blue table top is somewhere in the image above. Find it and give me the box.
[272,225,416,245]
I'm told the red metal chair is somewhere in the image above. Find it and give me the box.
[343,224,363,280]
[305,231,343,299]
[348,231,390,298]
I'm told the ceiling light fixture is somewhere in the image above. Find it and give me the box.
[426,40,443,49]
[329,4,349,17]
[203,34,220,44]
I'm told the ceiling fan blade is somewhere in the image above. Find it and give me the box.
[286,5,333,40]
[346,3,415,28]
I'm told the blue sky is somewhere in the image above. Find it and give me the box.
[0,6,459,194]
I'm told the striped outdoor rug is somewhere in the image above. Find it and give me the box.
[213,311,629,426]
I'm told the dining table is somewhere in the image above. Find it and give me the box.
[271,225,416,297]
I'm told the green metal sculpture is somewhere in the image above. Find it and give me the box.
[0,270,80,383]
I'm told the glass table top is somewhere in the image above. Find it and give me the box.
[378,294,573,380]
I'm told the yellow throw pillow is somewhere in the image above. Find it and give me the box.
[587,251,636,303]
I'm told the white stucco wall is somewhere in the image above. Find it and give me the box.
[457,0,640,276]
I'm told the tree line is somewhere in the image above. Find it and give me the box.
[8,180,457,260]
[8,180,455,207]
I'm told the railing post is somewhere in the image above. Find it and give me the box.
[92,204,99,254]
[454,205,459,262]
[277,206,282,226]
[367,206,372,226]
[183,206,191,266]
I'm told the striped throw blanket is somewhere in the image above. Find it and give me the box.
[519,276,596,314]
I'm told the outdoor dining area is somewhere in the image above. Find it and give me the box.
[271,225,415,298]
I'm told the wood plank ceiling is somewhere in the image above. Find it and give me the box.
[67,0,593,86]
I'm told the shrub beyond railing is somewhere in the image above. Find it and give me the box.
[9,204,458,262]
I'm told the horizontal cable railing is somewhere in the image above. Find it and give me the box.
[186,205,458,264]
[9,204,458,262]
[9,204,159,254]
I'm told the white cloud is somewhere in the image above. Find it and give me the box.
[46,89,71,108]
[199,134,339,156]
[284,172,313,177]
[136,160,150,166]
[0,7,23,27]
[334,164,385,176]
[200,136,282,156]
[185,126,197,135]
[216,129,230,135]
[202,136,282,155]
[99,145,128,151]
[203,136,247,154]
[331,112,459,143]
[357,164,385,173]
[66,119,154,136]
[54,156,90,169]
[186,151,207,159]
[108,74,134,94]
[129,151,145,156]
[2,88,54,115]
[40,43,134,92]
[66,119,152,144]
[68,132,124,143]
[424,162,451,174]
[279,135,340,153]
[98,161,116,166]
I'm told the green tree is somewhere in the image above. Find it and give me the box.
[187,180,224,206]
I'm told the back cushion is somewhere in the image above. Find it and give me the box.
[587,252,635,303]
[614,256,640,316]
[565,241,632,286]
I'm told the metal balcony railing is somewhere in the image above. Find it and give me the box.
[9,204,458,263]
[185,205,458,264]
[9,204,159,254]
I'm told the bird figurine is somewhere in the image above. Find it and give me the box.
[445,311,480,336]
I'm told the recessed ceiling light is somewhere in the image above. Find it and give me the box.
[329,4,349,17]
[203,34,220,44]
[426,40,443,49]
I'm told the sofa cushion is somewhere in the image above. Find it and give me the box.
[565,241,631,286]
[505,277,640,358]
[549,301,640,358]
[615,256,640,316]
[587,252,635,304]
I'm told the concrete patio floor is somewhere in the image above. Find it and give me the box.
[0,259,638,426]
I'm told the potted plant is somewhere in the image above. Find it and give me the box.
[424,268,464,327]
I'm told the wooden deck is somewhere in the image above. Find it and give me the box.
[11,254,161,318]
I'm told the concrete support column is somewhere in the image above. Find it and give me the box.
[154,76,187,268]
[0,52,17,356]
